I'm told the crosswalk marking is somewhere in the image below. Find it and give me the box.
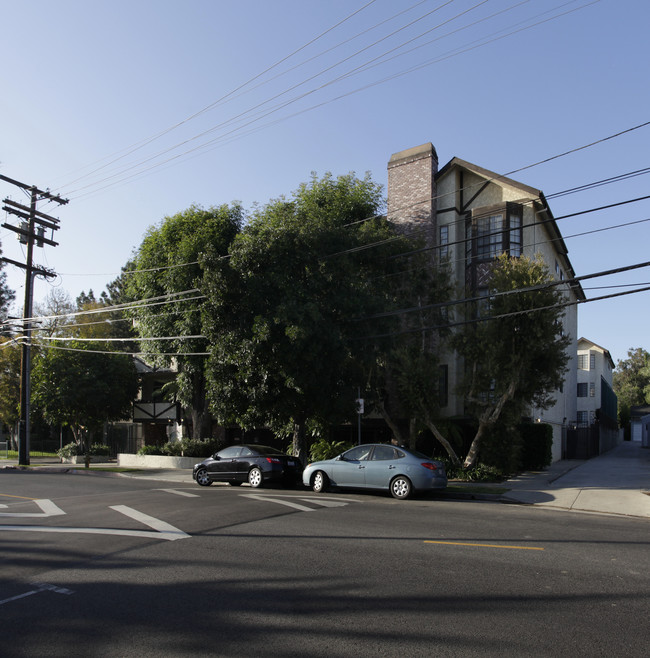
[157,488,199,498]
[241,492,359,511]
[242,494,315,511]
[299,498,349,508]
[0,499,65,518]
[110,505,190,539]
[0,501,190,541]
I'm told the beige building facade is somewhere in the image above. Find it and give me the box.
[388,143,586,462]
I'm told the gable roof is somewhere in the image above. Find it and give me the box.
[578,337,616,369]
[436,156,586,302]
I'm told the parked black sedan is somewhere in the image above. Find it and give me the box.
[193,444,302,488]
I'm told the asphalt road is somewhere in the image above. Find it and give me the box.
[1,470,648,657]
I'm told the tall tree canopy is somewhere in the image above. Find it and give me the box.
[362,243,453,453]
[128,204,243,438]
[451,254,570,468]
[613,347,650,427]
[203,172,410,459]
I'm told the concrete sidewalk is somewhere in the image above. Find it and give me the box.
[498,440,650,519]
[3,441,649,519]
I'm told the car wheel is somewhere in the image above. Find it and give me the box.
[312,470,329,493]
[195,468,212,487]
[390,475,412,500]
[248,467,263,488]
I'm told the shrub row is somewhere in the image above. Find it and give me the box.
[137,438,226,458]
[57,443,111,459]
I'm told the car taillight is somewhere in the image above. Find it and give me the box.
[266,457,281,463]
[421,462,438,471]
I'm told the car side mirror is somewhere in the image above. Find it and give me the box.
[212,454,220,460]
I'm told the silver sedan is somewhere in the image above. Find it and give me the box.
[302,443,447,499]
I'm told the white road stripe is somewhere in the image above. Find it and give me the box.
[0,499,66,518]
[0,525,187,541]
[299,498,349,508]
[0,504,189,540]
[0,582,75,606]
[241,494,315,512]
[156,489,199,498]
[110,505,190,538]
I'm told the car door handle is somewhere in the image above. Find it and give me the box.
[358,465,365,469]
[388,465,396,469]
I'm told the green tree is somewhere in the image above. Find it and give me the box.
[75,260,140,346]
[32,342,139,452]
[0,243,15,332]
[0,338,21,448]
[203,172,406,459]
[613,347,650,428]
[452,254,570,468]
[129,204,243,438]
[361,245,454,456]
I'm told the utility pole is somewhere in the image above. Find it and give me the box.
[1,174,67,466]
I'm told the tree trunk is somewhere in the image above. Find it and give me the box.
[292,420,308,462]
[425,418,460,465]
[463,379,518,469]
[463,421,486,469]
[375,399,405,445]
[190,370,211,438]
[191,408,212,439]
[408,418,418,450]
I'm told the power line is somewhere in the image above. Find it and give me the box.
[354,259,650,323]
[51,0,381,191]
[354,281,650,342]
[58,1,597,200]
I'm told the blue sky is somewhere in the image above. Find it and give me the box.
[1,0,648,365]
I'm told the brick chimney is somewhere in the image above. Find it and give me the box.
[387,143,438,249]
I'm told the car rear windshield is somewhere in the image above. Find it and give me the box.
[251,445,285,456]
[408,449,439,461]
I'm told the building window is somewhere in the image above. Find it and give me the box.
[439,225,449,260]
[509,208,522,257]
[577,383,588,397]
[590,382,596,397]
[477,213,503,259]
[465,203,524,263]
[577,411,589,426]
[578,353,593,370]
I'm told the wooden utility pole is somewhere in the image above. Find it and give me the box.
[1,174,67,465]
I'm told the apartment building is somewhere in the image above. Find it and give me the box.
[387,143,586,461]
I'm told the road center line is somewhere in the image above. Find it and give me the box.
[424,540,545,551]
